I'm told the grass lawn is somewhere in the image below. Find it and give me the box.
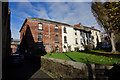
[91,50,120,54]
[44,52,120,65]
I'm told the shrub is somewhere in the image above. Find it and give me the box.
[51,48,55,53]
[84,45,92,52]
[74,47,79,52]
[68,45,71,52]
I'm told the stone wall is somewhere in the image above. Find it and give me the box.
[41,56,113,79]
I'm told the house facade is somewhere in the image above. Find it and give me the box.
[62,24,101,52]
[20,18,101,53]
[11,39,20,54]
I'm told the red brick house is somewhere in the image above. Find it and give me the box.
[19,18,70,53]
[11,39,20,54]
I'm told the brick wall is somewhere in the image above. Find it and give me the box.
[20,19,62,53]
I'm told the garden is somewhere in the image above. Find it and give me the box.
[44,51,120,65]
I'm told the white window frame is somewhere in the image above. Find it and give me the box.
[55,26,58,32]
[38,23,43,30]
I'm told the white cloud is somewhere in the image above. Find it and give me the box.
[9,0,92,2]
[46,2,99,27]
[10,2,101,39]
[11,23,20,39]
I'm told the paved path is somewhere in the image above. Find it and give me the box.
[29,69,52,80]
[6,56,53,80]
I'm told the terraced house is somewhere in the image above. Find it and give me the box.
[19,18,101,53]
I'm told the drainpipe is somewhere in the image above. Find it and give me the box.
[48,24,50,53]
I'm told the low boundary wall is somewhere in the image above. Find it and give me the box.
[41,56,113,79]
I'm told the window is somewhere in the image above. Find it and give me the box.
[55,26,58,32]
[75,30,77,35]
[87,39,89,44]
[38,23,43,30]
[64,27,67,33]
[83,37,85,44]
[64,36,67,43]
[80,39,83,45]
[96,32,97,35]
[38,34,43,42]
[80,31,82,35]
[64,45,66,48]
[55,46,59,52]
[75,38,78,44]
[55,35,59,43]
[86,33,89,38]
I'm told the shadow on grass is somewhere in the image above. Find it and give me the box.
[64,53,77,62]
[64,53,95,80]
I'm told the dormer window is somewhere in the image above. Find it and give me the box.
[64,27,67,33]
[38,23,43,30]
[55,25,58,32]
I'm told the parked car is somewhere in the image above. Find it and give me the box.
[8,52,24,66]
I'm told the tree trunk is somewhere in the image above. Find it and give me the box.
[110,32,116,52]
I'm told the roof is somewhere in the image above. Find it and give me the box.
[74,24,100,32]
[19,18,27,32]
[11,39,20,45]
[19,18,72,32]
[11,39,20,42]
[28,18,72,26]
[19,18,100,32]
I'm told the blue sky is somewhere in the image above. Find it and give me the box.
[9,2,101,39]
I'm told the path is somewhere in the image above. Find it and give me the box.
[5,55,53,80]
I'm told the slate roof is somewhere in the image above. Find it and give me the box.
[20,18,100,32]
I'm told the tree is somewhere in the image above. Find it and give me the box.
[91,1,120,52]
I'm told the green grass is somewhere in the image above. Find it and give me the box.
[91,50,120,54]
[44,52,120,65]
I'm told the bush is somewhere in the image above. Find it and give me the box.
[74,47,79,52]
[68,45,71,52]
[84,45,92,52]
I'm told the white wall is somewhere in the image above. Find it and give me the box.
[91,30,101,48]
[62,26,84,52]
[62,25,101,52]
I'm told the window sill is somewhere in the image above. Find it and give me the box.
[38,41,43,43]
[64,32,67,33]
[38,29,43,30]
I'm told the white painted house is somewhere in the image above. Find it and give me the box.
[62,24,101,52]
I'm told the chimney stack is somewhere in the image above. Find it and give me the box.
[79,22,81,25]
[91,26,95,29]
